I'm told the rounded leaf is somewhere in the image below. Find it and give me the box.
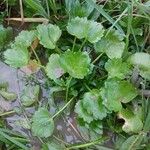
[60,50,92,79]
[67,17,104,43]
[101,78,138,112]
[37,24,61,49]
[94,29,125,59]
[46,54,65,80]
[105,58,131,79]
[31,108,54,138]
[14,30,36,47]
[4,45,29,68]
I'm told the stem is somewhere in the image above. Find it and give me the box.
[19,0,24,22]
[52,97,75,119]
[31,46,41,65]
[72,37,76,51]
[65,137,107,150]
[79,39,86,51]
[65,76,72,102]
[83,83,92,92]
[45,0,50,17]
[125,0,133,55]
[92,53,103,64]
[0,110,15,117]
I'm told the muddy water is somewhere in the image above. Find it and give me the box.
[0,61,82,145]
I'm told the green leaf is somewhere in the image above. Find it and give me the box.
[119,108,143,133]
[46,54,65,80]
[75,100,94,123]
[94,29,125,59]
[85,0,125,35]
[0,25,12,50]
[128,52,150,70]
[25,0,48,18]
[105,58,131,79]
[60,50,92,79]
[14,30,36,47]
[101,78,138,112]
[21,85,39,107]
[82,90,107,120]
[37,24,62,49]
[128,52,150,80]
[75,90,107,123]
[4,45,29,68]
[67,17,104,43]
[0,90,17,101]
[120,134,144,150]
[31,108,54,138]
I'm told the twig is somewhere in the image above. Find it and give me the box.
[5,18,49,24]
[19,0,24,22]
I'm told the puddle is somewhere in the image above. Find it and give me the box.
[0,61,82,147]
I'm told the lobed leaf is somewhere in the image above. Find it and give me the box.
[105,58,131,79]
[128,52,150,80]
[37,24,62,49]
[67,17,104,43]
[94,29,125,59]
[101,78,138,112]
[14,30,36,47]
[4,45,29,68]
[60,50,92,79]
[119,108,143,133]
[46,54,65,80]
[75,90,107,123]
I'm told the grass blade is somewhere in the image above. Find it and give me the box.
[85,0,125,35]
[0,128,29,150]
[25,0,48,18]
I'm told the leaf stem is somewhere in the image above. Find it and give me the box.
[79,39,86,51]
[31,46,41,65]
[83,83,92,92]
[72,37,76,51]
[65,137,108,150]
[65,76,72,102]
[92,53,103,64]
[0,110,15,117]
[52,97,75,119]
[125,0,133,54]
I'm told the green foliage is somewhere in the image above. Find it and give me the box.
[1,0,150,148]
[14,30,36,47]
[0,25,12,50]
[128,52,150,80]
[21,85,39,106]
[94,29,125,59]
[120,134,145,150]
[75,90,107,123]
[101,78,138,112]
[37,24,61,49]
[0,90,17,101]
[60,50,92,79]
[46,54,65,80]
[31,108,54,138]
[119,108,143,133]
[65,0,97,19]
[4,45,29,68]
[25,0,48,18]
[105,58,131,79]
[67,17,104,43]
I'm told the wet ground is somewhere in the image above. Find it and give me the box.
[0,61,84,147]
